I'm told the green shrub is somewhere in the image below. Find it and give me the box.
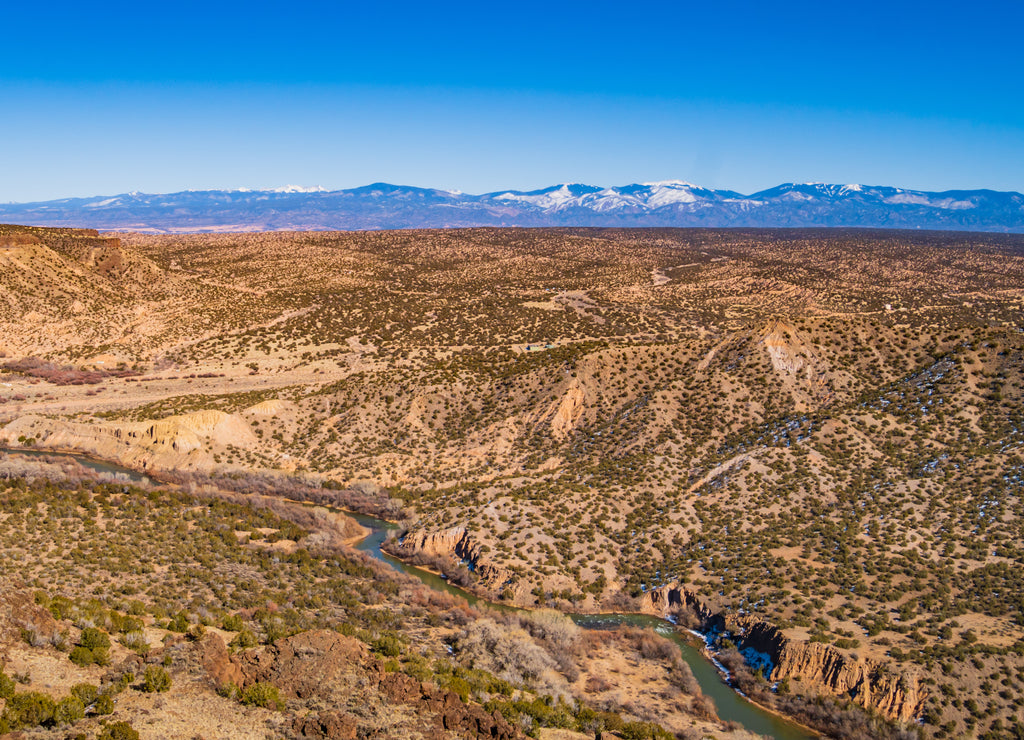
[166,611,190,633]
[120,631,150,655]
[112,671,135,693]
[69,646,95,667]
[372,632,403,657]
[55,695,85,725]
[98,721,140,740]
[94,693,115,715]
[0,669,14,699]
[443,675,472,702]
[221,614,245,631]
[239,681,282,709]
[620,721,673,740]
[230,628,258,649]
[1,690,56,729]
[142,665,172,693]
[69,683,99,707]
[79,627,111,650]
[91,646,111,667]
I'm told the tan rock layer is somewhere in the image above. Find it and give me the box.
[399,526,518,595]
[640,583,926,723]
[742,621,926,724]
[0,410,258,471]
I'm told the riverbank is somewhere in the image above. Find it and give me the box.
[377,535,821,740]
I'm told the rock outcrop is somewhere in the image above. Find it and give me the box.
[0,234,43,249]
[397,526,520,598]
[740,621,926,723]
[0,581,60,648]
[760,318,832,408]
[637,582,719,628]
[639,583,926,723]
[401,526,482,562]
[379,672,521,739]
[197,632,245,690]
[234,630,375,701]
[0,409,257,471]
[244,399,294,416]
[228,630,522,739]
[292,710,358,740]
[551,379,586,439]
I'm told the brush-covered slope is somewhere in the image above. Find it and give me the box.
[2,226,1024,737]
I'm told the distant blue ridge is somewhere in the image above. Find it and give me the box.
[3,181,1023,233]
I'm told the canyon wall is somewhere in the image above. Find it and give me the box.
[640,583,927,723]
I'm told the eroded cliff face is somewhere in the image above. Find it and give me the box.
[0,410,258,471]
[760,318,833,409]
[746,623,927,724]
[640,584,926,723]
[637,582,719,628]
[550,378,586,439]
[398,526,523,599]
[401,526,479,561]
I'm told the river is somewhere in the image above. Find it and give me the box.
[348,512,815,740]
[0,447,814,739]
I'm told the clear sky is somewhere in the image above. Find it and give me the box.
[2,0,1023,202]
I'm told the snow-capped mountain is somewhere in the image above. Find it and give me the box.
[2,181,1023,233]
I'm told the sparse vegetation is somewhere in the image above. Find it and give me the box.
[2,223,1023,738]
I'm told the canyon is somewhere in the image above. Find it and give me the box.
[1,222,1023,738]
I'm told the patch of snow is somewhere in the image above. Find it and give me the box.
[85,198,120,208]
[645,183,700,207]
[494,184,579,210]
[641,179,701,188]
[270,185,327,193]
[932,198,976,210]
[884,193,975,209]
[885,193,932,206]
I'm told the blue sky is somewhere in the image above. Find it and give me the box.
[2,0,1022,201]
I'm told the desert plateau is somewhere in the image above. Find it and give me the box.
[0,224,1023,739]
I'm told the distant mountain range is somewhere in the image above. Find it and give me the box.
[3,181,1024,233]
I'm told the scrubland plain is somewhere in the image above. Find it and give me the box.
[1,223,1023,739]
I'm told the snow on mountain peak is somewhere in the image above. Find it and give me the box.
[495,183,583,209]
[271,185,327,193]
[641,180,700,189]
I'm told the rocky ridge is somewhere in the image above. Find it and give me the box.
[208,629,524,739]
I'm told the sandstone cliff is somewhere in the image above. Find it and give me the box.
[550,378,586,439]
[760,318,833,409]
[639,582,926,723]
[0,409,257,471]
[401,525,481,561]
[740,621,926,723]
[637,582,719,628]
[397,526,521,598]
